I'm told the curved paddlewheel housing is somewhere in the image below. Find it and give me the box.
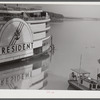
[0,9,51,64]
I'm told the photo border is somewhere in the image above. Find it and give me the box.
[0,1,99,99]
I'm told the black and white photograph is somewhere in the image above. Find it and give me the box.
[0,3,100,92]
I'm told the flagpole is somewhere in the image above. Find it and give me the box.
[97,68,99,81]
[79,54,82,72]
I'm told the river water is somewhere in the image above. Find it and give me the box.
[0,20,100,90]
[45,20,100,90]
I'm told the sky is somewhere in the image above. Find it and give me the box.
[1,4,100,18]
[37,4,100,18]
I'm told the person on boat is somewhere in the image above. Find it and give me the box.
[89,80,93,90]
[97,73,100,81]
[69,72,77,80]
[89,83,92,90]
[80,75,83,84]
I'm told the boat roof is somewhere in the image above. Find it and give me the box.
[0,10,43,14]
[0,6,43,14]
[71,68,90,74]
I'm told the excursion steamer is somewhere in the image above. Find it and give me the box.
[0,6,51,64]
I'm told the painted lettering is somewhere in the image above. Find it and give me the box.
[7,47,10,53]
[12,46,15,52]
[18,45,22,51]
[23,44,25,50]
[1,42,34,54]
[17,75,21,82]
[21,73,25,80]
[2,47,5,54]
[16,45,18,52]
[27,43,31,49]
[0,71,34,86]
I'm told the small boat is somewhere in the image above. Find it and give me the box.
[68,68,100,90]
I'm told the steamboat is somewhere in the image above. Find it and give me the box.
[0,5,51,64]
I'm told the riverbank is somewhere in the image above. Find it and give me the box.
[64,17,100,21]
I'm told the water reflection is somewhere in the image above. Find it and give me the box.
[0,53,51,89]
[47,20,100,90]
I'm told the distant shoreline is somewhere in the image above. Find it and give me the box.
[50,17,100,22]
[50,18,64,22]
[47,11,100,22]
[64,17,100,21]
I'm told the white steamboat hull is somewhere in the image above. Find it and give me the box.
[0,17,51,63]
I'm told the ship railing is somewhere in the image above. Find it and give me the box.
[25,16,50,21]
[0,15,50,22]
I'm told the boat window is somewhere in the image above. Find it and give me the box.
[41,12,46,17]
[34,47,42,55]
[93,84,96,88]
[97,85,100,89]
[29,13,34,17]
